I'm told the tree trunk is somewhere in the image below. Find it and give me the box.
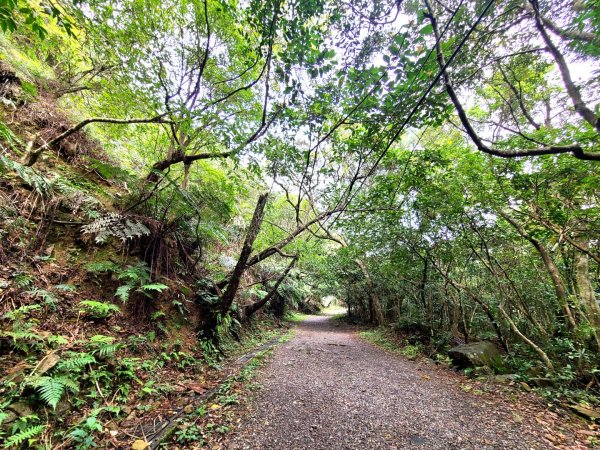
[244,256,297,319]
[500,212,577,329]
[574,240,600,351]
[497,301,554,371]
[22,116,168,167]
[215,207,344,290]
[355,258,385,326]
[219,193,269,315]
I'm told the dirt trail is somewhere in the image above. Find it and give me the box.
[224,314,566,449]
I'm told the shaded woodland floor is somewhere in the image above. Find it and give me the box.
[221,314,593,449]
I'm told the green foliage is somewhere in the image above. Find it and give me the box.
[85,261,119,274]
[0,121,22,150]
[26,288,59,309]
[56,353,96,371]
[68,416,103,449]
[0,155,52,196]
[3,423,46,448]
[78,300,120,319]
[87,335,120,358]
[0,1,75,38]
[54,283,77,292]
[19,80,37,98]
[27,375,79,409]
[114,262,168,301]
[2,304,40,321]
[175,424,204,444]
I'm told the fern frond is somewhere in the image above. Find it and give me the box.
[0,155,52,196]
[82,213,150,243]
[115,285,132,302]
[139,283,168,293]
[2,304,41,321]
[52,376,80,392]
[27,289,59,306]
[85,261,119,274]
[3,424,46,447]
[87,335,121,358]
[53,284,77,292]
[89,335,115,344]
[94,344,120,358]
[2,330,44,342]
[56,353,96,371]
[78,300,120,318]
[27,375,79,409]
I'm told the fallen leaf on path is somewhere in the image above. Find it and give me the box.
[178,382,207,395]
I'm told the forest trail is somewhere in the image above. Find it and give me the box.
[224,313,551,449]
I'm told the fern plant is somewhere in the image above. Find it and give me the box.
[0,155,53,196]
[26,375,79,409]
[3,423,46,448]
[2,304,40,321]
[68,416,102,450]
[0,120,22,151]
[1,304,46,352]
[81,213,150,244]
[53,283,77,292]
[114,262,168,302]
[26,288,59,309]
[86,335,121,358]
[85,261,119,274]
[78,300,120,319]
[56,352,96,372]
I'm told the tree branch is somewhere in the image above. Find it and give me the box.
[23,115,171,166]
[424,0,600,161]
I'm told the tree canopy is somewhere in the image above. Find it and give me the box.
[0,0,599,445]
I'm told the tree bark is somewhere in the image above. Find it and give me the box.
[355,258,385,326]
[500,212,577,329]
[574,240,600,351]
[497,302,555,371]
[215,207,343,289]
[244,256,297,319]
[219,193,269,315]
[147,149,234,182]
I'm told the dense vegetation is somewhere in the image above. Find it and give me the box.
[0,0,598,447]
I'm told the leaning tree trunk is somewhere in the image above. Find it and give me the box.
[501,212,577,329]
[220,193,269,315]
[497,301,555,372]
[196,193,269,340]
[244,256,297,319]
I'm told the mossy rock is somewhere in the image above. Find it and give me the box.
[448,341,505,371]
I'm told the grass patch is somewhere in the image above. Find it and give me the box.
[359,328,422,360]
[284,312,308,323]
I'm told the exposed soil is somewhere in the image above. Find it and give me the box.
[223,314,595,450]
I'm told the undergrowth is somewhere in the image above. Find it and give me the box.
[360,328,422,361]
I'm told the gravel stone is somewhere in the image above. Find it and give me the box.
[225,315,549,449]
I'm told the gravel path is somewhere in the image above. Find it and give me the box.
[224,314,551,449]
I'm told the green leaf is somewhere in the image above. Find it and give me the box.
[139,283,168,293]
[419,24,433,35]
[115,285,132,302]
